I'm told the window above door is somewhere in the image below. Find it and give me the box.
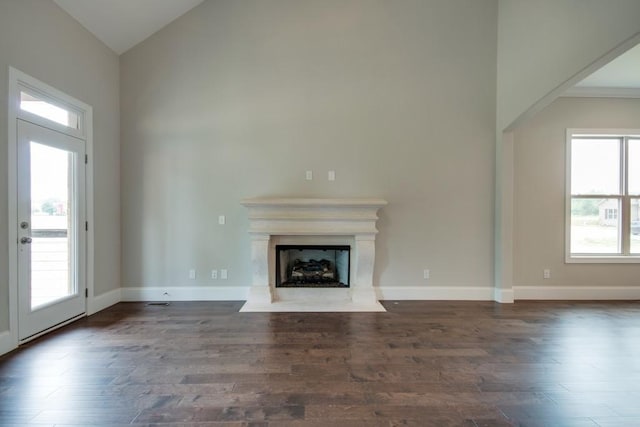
[20,89,80,131]
[12,71,87,140]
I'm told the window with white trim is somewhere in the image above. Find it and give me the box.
[567,131,640,260]
[20,90,80,129]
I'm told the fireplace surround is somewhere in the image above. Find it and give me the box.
[240,197,387,312]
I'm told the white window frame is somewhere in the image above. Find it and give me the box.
[17,84,85,139]
[566,128,640,263]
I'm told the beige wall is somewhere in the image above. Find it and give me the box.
[0,0,120,333]
[514,97,640,287]
[120,0,498,291]
[3,1,634,324]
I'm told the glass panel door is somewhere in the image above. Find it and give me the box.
[17,120,86,341]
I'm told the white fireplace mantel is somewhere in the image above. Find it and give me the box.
[240,197,387,312]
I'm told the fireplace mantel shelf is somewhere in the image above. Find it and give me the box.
[240,197,387,312]
[241,197,388,238]
[241,197,388,207]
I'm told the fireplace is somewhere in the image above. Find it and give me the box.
[276,245,350,288]
[240,197,387,311]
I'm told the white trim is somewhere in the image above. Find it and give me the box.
[7,67,94,343]
[122,286,501,302]
[568,128,640,138]
[514,286,640,300]
[0,331,15,357]
[121,286,249,302]
[87,288,121,315]
[495,131,515,300]
[562,87,640,99]
[13,71,87,140]
[84,103,95,321]
[565,128,572,261]
[378,286,496,301]
[494,287,514,303]
[7,67,20,358]
[566,129,640,262]
[567,256,640,264]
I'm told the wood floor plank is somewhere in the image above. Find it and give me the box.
[1,300,640,426]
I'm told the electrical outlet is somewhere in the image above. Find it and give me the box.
[211,270,218,279]
[543,269,551,279]
[218,215,226,225]
[306,170,313,180]
[328,170,336,181]
[220,269,228,280]
[189,269,196,279]
[423,269,430,279]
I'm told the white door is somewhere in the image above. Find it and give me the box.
[17,119,86,341]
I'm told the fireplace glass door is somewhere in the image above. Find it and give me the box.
[275,245,350,288]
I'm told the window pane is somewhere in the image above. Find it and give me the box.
[570,198,620,254]
[571,138,621,195]
[631,198,640,254]
[629,139,640,195]
[20,91,79,129]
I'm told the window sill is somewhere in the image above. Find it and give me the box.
[566,255,640,264]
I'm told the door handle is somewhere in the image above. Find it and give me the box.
[20,237,32,244]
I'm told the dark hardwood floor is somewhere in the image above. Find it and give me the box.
[1,300,640,426]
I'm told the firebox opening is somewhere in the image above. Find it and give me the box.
[275,245,350,288]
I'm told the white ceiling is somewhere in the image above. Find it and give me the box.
[53,0,204,55]
[52,0,640,92]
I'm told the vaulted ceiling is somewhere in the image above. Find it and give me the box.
[52,0,639,91]
[53,0,204,54]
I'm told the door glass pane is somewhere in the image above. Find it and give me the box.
[570,198,620,254]
[30,141,75,309]
[629,139,640,195]
[20,91,80,130]
[571,138,621,195]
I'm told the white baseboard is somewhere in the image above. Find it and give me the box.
[514,286,640,300]
[120,285,500,303]
[378,286,495,301]
[121,286,249,302]
[0,330,17,357]
[87,288,122,315]
[494,288,514,303]
[118,285,640,304]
